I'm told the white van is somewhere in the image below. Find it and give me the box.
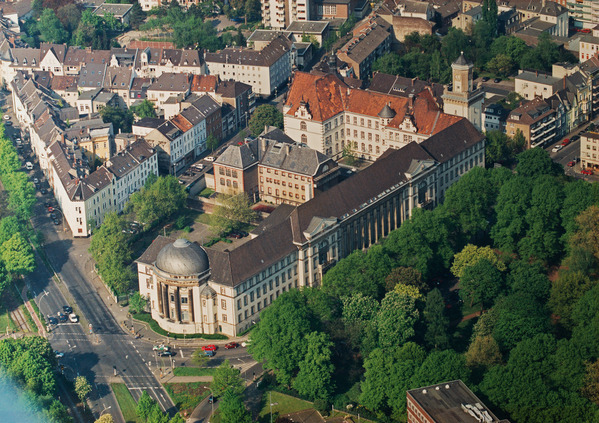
[25,162,33,170]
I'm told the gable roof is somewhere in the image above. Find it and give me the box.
[205,35,291,67]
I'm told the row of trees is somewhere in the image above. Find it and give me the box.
[136,391,185,423]
[0,337,71,422]
[23,0,145,49]
[248,148,599,421]
[89,174,186,295]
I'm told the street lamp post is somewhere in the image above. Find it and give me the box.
[100,405,112,416]
[39,290,50,332]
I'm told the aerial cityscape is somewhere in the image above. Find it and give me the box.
[0,0,598,422]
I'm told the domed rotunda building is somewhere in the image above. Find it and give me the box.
[138,238,223,335]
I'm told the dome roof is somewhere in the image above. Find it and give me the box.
[155,238,209,276]
[378,104,396,119]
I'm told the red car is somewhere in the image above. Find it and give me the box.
[567,161,576,167]
[201,345,217,351]
[224,342,239,349]
[47,206,55,212]
[582,169,594,175]
[562,138,570,146]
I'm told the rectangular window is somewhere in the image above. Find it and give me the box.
[221,300,227,309]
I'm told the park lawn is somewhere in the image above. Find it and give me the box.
[111,383,141,423]
[0,299,12,332]
[173,367,216,377]
[164,382,210,416]
[195,213,212,225]
[257,391,313,421]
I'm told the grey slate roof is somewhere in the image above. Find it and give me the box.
[93,3,133,17]
[78,63,107,88]
[205,35,291,67]
[286,21,329,34]
[148,72,190,92]
[216,141,259,169]
[260,143,332,176]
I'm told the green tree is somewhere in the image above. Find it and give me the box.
[136,391,156,422]
[74,375,92,407]
[129,1,146,29]
[515,145,561,178]
[248,290,315,386]
[384,267,426,293]
[465,335,502,368]
[248,104,283,137]
[129,292,147,314]
[244,0,261,22]
[218,389,252,423]
[376,289,420,350]
[206,133,219,152]
[507,260,550,302]
[451,244,506,278]
[423,289,449,349]
[410,350,471,388]
[56,3,82,33]
[491,175,531,252]
[486,53,514,77]
[212,359,244,397]
[569,205,599,260]
[293,331,335,400]
[460,258,504,310]
[131,100,156,119]
[549,271,593,329]
[99,105,134,133]
[211,193,256,235]
[37,9,68,44]
[128,175,187,227]
[485,130,511,166]
[1,232,35,277]
[582,359,599,406]
[0,216,22,246]
[372,52,403,75]
[95,414,115,423]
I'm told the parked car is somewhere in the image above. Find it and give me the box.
[582,169,594,175]
[552,145,563,153]
[47,206,55,212]
[567,161,576,167]
[57,313,68,323]
[494,78,501,83]
[69,313,78,323]
[562,138,570,146]
[3,115,10,120]
[47,316,58,325]
[25,161,33,170]
[53,219,60,226]
[55,352,64,358]
[4,121,12,126]
[201,344,217,351]
[40,188,47,195]
[482,76,490,82]
[208,395,214,404]
[205,156,215,162]
[63,306,72,314]
[204,350,216,357]
[572,135,580,142]
[50,212,56,220]
[224,342,239,349]
[229,232,242,239]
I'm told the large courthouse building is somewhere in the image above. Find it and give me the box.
[137,119,485,336]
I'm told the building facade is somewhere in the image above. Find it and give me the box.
[442,53,484,131]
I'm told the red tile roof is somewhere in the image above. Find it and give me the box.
[127,40,176,50]
[171,114,193,132]
[285,71,462,135]
[191,74,218,93]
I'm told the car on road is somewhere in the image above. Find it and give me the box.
[552,145,563,153]
[50,212,56,220]
[562,138,570,146]
[494,78,501,83]
[208,396,214,404]
[63,306,72,314]
[159,350,174,357]
[3,115,10,120]
[40,188,47,195]
[25,161,33,170]
[567,161,576,167]
[44,201,52,208]
[201,344,217,351]
[69,313,78,323]
[33,177,39,184]
[572,135,580,142]
[47,206,55,212]
[204,350,216,357]
[582,169,594,175]
[205,156,215,162]
[55,352,64,358]
[53,219,60,226]
[224,342,239,349]
[153,344,170,352]
[482,76,490,82]
[47,316,58,325]
[57,312,68,323]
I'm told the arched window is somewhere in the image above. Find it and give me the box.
[301,134,307,143]
[300,121,307,131]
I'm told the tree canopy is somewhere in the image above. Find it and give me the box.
[248,105,284,137]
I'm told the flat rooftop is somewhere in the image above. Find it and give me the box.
[407,380,506,423]
[286,20,329,34]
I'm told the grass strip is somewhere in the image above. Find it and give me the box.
[111,383,140,423]
[172,367,216,377]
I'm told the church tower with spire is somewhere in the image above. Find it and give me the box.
[442,52,484,131]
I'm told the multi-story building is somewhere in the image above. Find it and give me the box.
[76,88,118,116]
[205,35,292,96]
[137,118,485,336]
[144,95,215,174]
[407,380,506,423]
[442,53,485,131]
[283,71,463,160]
[147,72,191,108]
[336,15,392,79]
[482,98,510,132]
[261,0,311,30]
[286,21,330,46]
[63,117,115,162]
[514,70,562,100]
[452,5,482,34]
[579,54,599,119]
[48,140,158,236]
[506,96,557,148]
[581,131,599,171]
